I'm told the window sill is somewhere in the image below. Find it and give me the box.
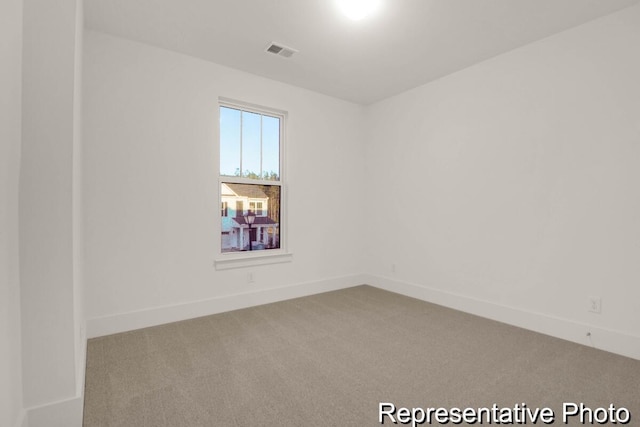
[214,251,293,270]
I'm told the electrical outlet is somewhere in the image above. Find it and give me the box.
[391,263,396,274]
[248,272,255,283]
[588,296,601,314]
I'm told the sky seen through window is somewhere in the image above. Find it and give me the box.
[220,106,280,180]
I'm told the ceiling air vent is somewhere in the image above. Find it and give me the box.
[265,42,298,58]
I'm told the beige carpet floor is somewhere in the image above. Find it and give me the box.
[83,285,640,426]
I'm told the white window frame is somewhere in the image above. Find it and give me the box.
[214,97,292,270]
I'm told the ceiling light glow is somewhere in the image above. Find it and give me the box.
[337,0,382,21]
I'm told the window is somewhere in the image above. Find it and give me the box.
[218,100,284,256]
[249,201,264,216]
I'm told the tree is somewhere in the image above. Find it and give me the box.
[234,168,279,181]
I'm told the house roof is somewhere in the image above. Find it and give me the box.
[224,183,269,199]
[233,216,277,226]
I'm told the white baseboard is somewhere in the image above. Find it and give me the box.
[14,340,86,427]
[86,273,640,359]
[25,395,83,427]
[365,274,640,361]
[87,274,366,338]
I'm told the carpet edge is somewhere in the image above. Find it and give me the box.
[86,273,367,338]
[366,273,640,361]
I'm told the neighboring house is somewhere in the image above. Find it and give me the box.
[221,183,279,251]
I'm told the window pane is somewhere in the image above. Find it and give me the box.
[241,111,261,178]
[262,115,280,180]
[220,107,241,177]
[221,182,280,253]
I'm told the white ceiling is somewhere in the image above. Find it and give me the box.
[84,0,640,105]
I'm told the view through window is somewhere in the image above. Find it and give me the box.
[219,103,283,253]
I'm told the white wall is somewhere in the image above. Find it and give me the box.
[83,31,366,335]
[1,0,24,425]
[365,5,640,359]
[20,0,85,424]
